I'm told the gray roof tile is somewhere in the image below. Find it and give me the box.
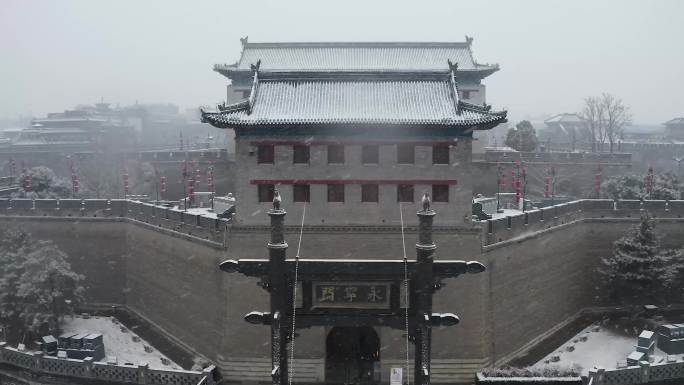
[202,72,506,128]
[224,41,497,73]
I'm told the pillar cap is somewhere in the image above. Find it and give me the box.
[416,209,436,217]
[219,259,239,273]
[416,243,437,251]
[268,209,287,216]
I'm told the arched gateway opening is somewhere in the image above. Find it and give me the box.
[326,327,380,384]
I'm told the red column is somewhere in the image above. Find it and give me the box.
[594,165,602,199]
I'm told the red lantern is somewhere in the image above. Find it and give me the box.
[123,172,130,196]
[645,167,654,197]
[188,179,195,203]
[594,165,602,198]
[544,168,551,198]
[160,176,167,197]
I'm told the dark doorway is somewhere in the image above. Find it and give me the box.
[326,327,380,385]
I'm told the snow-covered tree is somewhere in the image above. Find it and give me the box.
[0,230,85,340]
[651,172,683,200]
[603,174,643,200]
[598,215,671,304]
[505,120,538,152]
[10,166,73,199]
[603,172,683,201]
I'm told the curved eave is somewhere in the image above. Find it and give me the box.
[213,63,239,79]
[201,112,506,131]
[218,67,500,80]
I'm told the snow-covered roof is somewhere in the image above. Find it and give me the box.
[214,39,499,77]
[202,71,507,128]
[664,117,684,126]
[544,113,584,124]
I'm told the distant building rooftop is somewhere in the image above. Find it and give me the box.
[664,117,684,126]
[544,113,584,125]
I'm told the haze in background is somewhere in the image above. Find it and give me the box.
[1,0,682,124]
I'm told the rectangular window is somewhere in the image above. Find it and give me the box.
[433,145,450,165]
[327,184,345,202]
[461,90,471,100]
[293,145,310,164]
[328,145,345,164]
[293,184,310,202]
[362,145,379,164]
[397,144,414,164]
[258,184,275,202]
[257,145,274,164]
[397,184,414,202]
[361,184,379,203]
[433,185,449,203]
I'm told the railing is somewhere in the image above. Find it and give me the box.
[0,342,217,385]
[134,148,228,162]
[587,358,684,385]
[481,199,684,246]
[482,151,632,164]
[0,199,230,244]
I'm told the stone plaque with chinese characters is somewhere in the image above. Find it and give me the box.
[312,282,391,309]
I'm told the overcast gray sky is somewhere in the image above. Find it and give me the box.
[1,0,682,124]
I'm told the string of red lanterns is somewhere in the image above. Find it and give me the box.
[594,164,602,199]
[644,166,654,198]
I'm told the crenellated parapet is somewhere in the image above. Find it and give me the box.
[480,151,632,164]
[0,199,231,245]
[482,199,684,246]
[0,341,218,385]
[134,148,228,163]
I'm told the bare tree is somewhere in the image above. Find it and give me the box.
[601,93,631,153]
[581,96,603,152]
[581,93,631,153]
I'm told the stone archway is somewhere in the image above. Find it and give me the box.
[325,327,380,384]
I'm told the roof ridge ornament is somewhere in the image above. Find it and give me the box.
[465,36,473,47]
[240,36,249,46]
[447,60,461,115]
[421,192,431,213]
[250,59,261,73]
[273,189,282,211]
[247,60,261,115]
[447,59,458,73]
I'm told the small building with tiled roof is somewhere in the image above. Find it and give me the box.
[540,113,587,150]
[203,39,506,227]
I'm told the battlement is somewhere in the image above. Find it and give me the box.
[3,198,684,249]
[135,148,229,163]
[0,341,217,385]
[620,142,684,151]
[482,199,684,246]
[481,151,632,164]
[0,199,230,245]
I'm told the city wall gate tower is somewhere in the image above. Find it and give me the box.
[220,198,485,385]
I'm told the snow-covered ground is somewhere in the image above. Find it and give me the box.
[61,315,181,370]
[534,324,682,374]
